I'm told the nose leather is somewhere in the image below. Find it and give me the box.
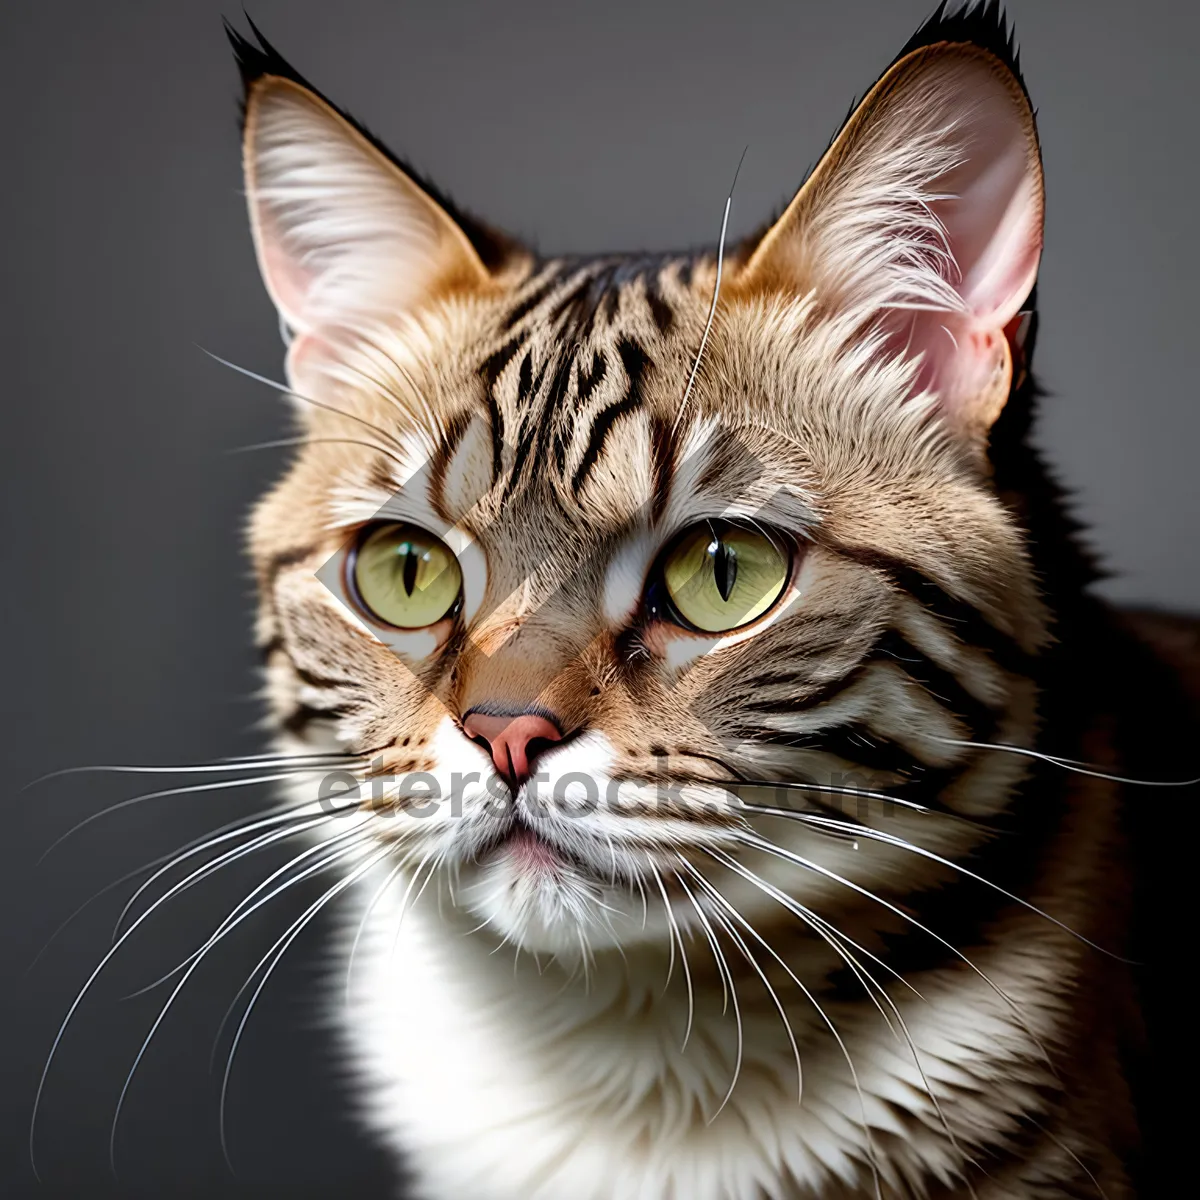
[462,711,562,786]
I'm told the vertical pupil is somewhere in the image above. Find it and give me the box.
[712,538,737,602]
[400,544,420,596]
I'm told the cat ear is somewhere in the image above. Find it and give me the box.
[741,12,1043,442]
[230,23,499,355]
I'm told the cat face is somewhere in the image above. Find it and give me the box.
[237,23,1048,956]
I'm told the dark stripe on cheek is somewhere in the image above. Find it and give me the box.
[872,629,1000,738]
[281,700,359,737]
[264,544,320,581]
[752,725,931,782]
[834,544,1035,676]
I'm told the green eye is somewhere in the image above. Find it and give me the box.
[660,522,790,633]
[352,523,462,630]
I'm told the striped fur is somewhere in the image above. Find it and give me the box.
[232,6,1160,1198]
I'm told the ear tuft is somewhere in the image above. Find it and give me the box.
[226,18,510,274]
[741,4,1043,446]
[895,1,1023,84]
[228,18,517,380]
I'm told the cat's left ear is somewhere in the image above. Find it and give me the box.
[739,15,1043,444]
[229,24,504,373]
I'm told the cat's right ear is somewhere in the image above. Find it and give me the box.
[229,23,504,366]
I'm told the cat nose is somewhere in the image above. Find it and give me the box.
[462,710,563,788]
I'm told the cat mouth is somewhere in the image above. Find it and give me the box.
[475,818,600,880]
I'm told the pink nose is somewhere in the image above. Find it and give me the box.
[462,710,563,786]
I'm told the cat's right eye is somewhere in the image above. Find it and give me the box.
[349,522,463,630]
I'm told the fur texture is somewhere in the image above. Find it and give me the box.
[230,5,1163,1197]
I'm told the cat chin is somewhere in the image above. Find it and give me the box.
[455,855,668,957]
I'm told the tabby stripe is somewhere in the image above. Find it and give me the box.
[479,336,524,482]
[485,393,504,482]
[648,415,677,525]
[531,335,582,480]
[873,629,998,736]
[516,349,534,401]
[294,663,358,691]
[504,361,555,501]
[575,351,608,406]
[259,634,284,659]
[753,725,932,781]
[366,458,397,495]
[571,338,649,494]
[281,701,358,737]
[601,285,621,324]
[739,664,870,715]
[500,276,561,332]
[548,268,603,328]
[264,544,319,580]
[429,410,473,519]
[834,544,1034,675]
[479,335,525,391]
[644,274,674,334]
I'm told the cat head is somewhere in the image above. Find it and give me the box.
[237,5,1049,957]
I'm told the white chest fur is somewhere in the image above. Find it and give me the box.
[338,880,1059,1200]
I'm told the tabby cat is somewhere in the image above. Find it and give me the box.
[227,5,1175,1197]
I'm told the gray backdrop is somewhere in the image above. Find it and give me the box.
[1,2,1195,1197]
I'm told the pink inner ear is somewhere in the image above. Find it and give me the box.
[891,64,1043,422]
[260,228,317,333]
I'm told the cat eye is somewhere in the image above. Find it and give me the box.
[350,523,463,630]
[656,521,791,633]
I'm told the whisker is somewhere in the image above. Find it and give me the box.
[731,831,1057,1076]
[673,147,747,433]
[325,338,448,445]
[1025,1115,1110,1200]
[704,845,901,1035]
[123,820,375,998]
[703,847,980,1193]
[28,806,349,1179]
[650,865,693,1046]
[732,801,1126,959]
[218,847,390,1169]
[678,859,885,1200]
[711,774,945,819]
[228,435,415,458]
[27,753,355,787]
[675,856,803,1105]
[935,736,1200,787]
[107,832,374,1172]
[37,767,340,863]
[27,798,347,975]
[345,856,409,1008]
[388,848,441,964]
[199,349,411,465]
[111,801,357,942]
[671,869,742,1120]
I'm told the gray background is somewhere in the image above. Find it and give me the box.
[1,1,1194,1196]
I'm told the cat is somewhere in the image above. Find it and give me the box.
[226,4,1182,1197]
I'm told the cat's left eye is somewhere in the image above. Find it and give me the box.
[653,521,791,633]
[350,522,462,630]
